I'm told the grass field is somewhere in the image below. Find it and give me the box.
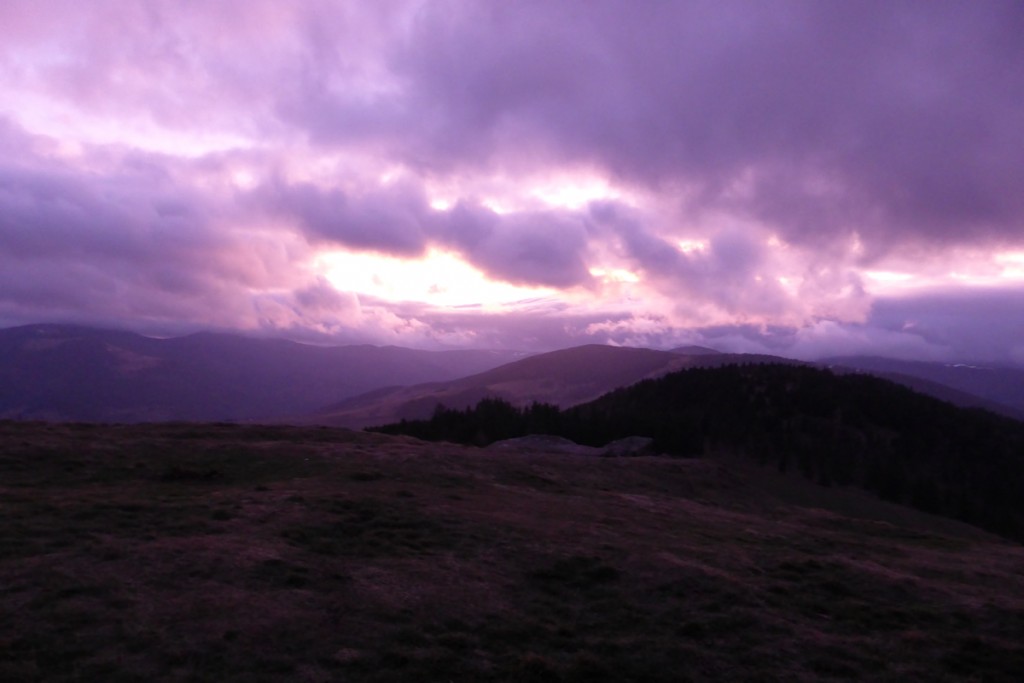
[2,420,1023,681]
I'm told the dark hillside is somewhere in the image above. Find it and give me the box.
[374,364,1024,541]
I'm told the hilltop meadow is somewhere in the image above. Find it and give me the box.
[3,420,1024,681]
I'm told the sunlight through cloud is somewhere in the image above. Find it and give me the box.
[316,248,554,308]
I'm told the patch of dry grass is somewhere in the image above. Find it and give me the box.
[2,420,1024,681]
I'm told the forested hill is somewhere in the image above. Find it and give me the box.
[372,364,1024,541]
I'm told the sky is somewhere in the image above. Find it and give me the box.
[1,0,1023,363]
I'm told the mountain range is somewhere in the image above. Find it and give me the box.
[310,346,1024,428]
[1,323,1022,424]
[0,324,526,422]
[823,355,1024,418]
[305,344,700,428]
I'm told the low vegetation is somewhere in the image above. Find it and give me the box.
[3,420,1024,681]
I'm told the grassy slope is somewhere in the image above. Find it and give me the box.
[2,421,1024,682]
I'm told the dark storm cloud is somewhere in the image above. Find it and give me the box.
[283,0,1024,253]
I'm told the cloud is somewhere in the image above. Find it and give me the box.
[436,202,593,288]
[1,3,1022,360]
[255,174,597,289]
[263,178,429,257]
[357,298,637,351]
[7,2,1023,258]
[589,201,798,319]
[0,115,600,338]
[676,285,1024,366]
[0,119,311,332]
[867,287,1024,364]
[293,277,360,314]
[280,1,1024,254]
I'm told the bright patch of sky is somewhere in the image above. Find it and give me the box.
[316,248,554,309]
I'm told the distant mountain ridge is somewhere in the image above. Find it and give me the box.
[307,345,1024,427]
[305,344,706,428]
[822,355,1024,419]
[668,345,721,355]
[3,324,1021,425]
[0,324,527,422]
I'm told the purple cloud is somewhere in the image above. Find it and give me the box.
[0,2,1022,361]
[263,179,429,257]
[436,202,593,288]
[681,285,1024,366]
[0,119,305,331]
[589,201,792,316]
[867,287,1024,364]
[279,1,1024,252]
